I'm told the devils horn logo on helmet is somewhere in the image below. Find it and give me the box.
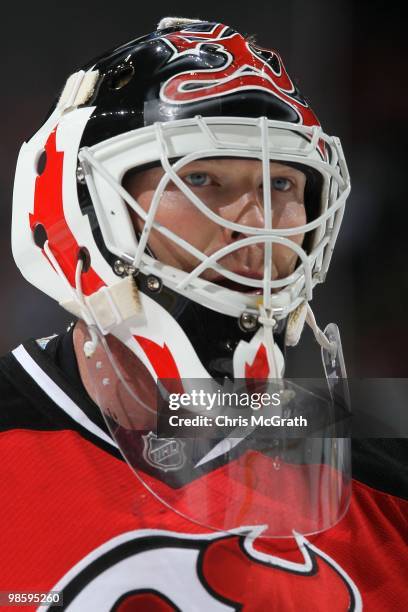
[158,22,319,128]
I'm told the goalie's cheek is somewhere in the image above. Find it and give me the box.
[273,246,303,280]
[130,187,220,251]
[270,201,307,277]
[271,197,307,229]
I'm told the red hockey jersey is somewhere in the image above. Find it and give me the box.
[0,335,407,611]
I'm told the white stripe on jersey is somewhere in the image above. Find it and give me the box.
[12,344,117,449]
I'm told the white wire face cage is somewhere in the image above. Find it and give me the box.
[78,115,350,320]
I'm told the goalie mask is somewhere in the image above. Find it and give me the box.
[12,18,351,537]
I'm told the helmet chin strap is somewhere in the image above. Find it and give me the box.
[285,300,347,399]
[305,304,338,356]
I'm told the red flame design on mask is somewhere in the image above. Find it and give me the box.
[245,343,269,378]
[160,23,320,129]
[134,335,183,394]
[30,128,105,296]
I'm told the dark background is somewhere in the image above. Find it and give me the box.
[1,0,406,377]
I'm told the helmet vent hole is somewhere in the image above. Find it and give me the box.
[108,64,135,90]
[36,150,47,175]
[78,247,91,272]
[33,224,48,248]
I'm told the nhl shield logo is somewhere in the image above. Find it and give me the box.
[142,432,186,472]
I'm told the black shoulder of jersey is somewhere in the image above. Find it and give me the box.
[0,346,58,433]
[352,438,408,501]
[0,338,122,460]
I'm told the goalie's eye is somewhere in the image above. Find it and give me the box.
[183,172,212,187]
[271,177,292,192]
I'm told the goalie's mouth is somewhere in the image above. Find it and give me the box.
[211,274,264,294]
